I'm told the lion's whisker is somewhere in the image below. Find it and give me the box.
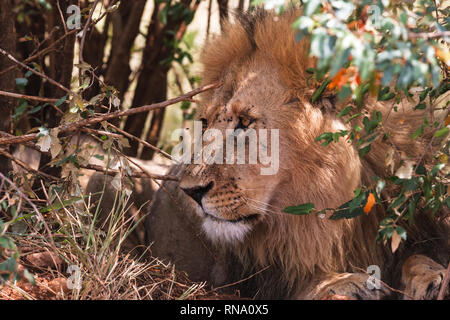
[245,197,278,210]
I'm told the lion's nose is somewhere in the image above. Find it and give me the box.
[180,181,214,206]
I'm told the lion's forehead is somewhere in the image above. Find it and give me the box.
[201,62,290,121]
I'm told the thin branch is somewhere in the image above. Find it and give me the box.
[0,90,64,115]
[0,131,46,155]
[0,0,117,77]
[212,266,271,292]
[56,0,68,34]
[0,47,75,97]
[79,0,100,70]
[0,90,59,103]
[106,122,174,162]
[0,82,221,146]
[408,30,450,39]
[0,148,60,181]
[80,127,123,139]
[0,29,78,77]
[0,172,57,251]
[80,163,178,181]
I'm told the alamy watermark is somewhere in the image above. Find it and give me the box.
[67,264,82,290]
[66,5,81,30]
[366,265,381,290]
[170,120,280,175]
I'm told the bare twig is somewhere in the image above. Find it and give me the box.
[0,47,75,97]
[408,30,450,39]
[0,29,78,77]
[212,266,271,292]
[0,131,46,155]
[0,0,117,77]
[0,90,62,105]
[0,173,56,251]
[79,0,100,84]
[81,163,178,181]
[106,122,174,162]
[0,82,221,146]
[56,0,68,34]
[0,148,59,181]
[80,127,123,139]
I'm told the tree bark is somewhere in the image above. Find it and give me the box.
[217,0,229,31]
[83,14,110,100]
[238,0,245,12]
[44,0,76,127]
[124,1,199,159]
[0,0,18,176]
[103,0,146,102]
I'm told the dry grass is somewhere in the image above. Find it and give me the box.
[0,170,222,300]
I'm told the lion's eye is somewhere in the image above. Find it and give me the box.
[236,116,254,130]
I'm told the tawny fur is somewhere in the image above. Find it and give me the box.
[177,9,449,299]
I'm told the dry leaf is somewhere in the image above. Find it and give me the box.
[111,173,121,191]
[36,135,52,152]
[391,229,401,253]
[26,252,63,269]
[395,160,414,179]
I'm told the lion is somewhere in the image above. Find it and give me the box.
[146,9,449,299]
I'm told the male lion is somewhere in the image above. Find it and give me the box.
[146,10,449,299]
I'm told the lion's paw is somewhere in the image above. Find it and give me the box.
[309,273,389,300]
[401,255,448,300]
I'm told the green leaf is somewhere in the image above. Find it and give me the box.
[93,154,104,161]
[430,163,445,176]
[415,164,427,175]
[359,145,371,158]
[304,0,322,16]
[402,177,418,191]
[414,103,426,110]
[283,203,315,215]
[411,126,423,139]
[15,78,28,89]
[13,100,28,119]
[0,257,18,281]
[337,106,352,117]
[315,132,333,146]
[0,236,16,250]
[434,127,449,138]
[396,226,407,240]
[311,79,330,102]
[337,86,352,101]
[408,198,417,226]
[346,112,361,123]
[379,92,395,101]
[388,193,406,210]
[159,5,169,25]
[55,95,67,107]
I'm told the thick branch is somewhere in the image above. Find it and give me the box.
[0,82,221,146]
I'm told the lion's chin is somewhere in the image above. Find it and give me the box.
[202,218,252,243]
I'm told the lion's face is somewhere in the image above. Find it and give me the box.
[179,57,362,243]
